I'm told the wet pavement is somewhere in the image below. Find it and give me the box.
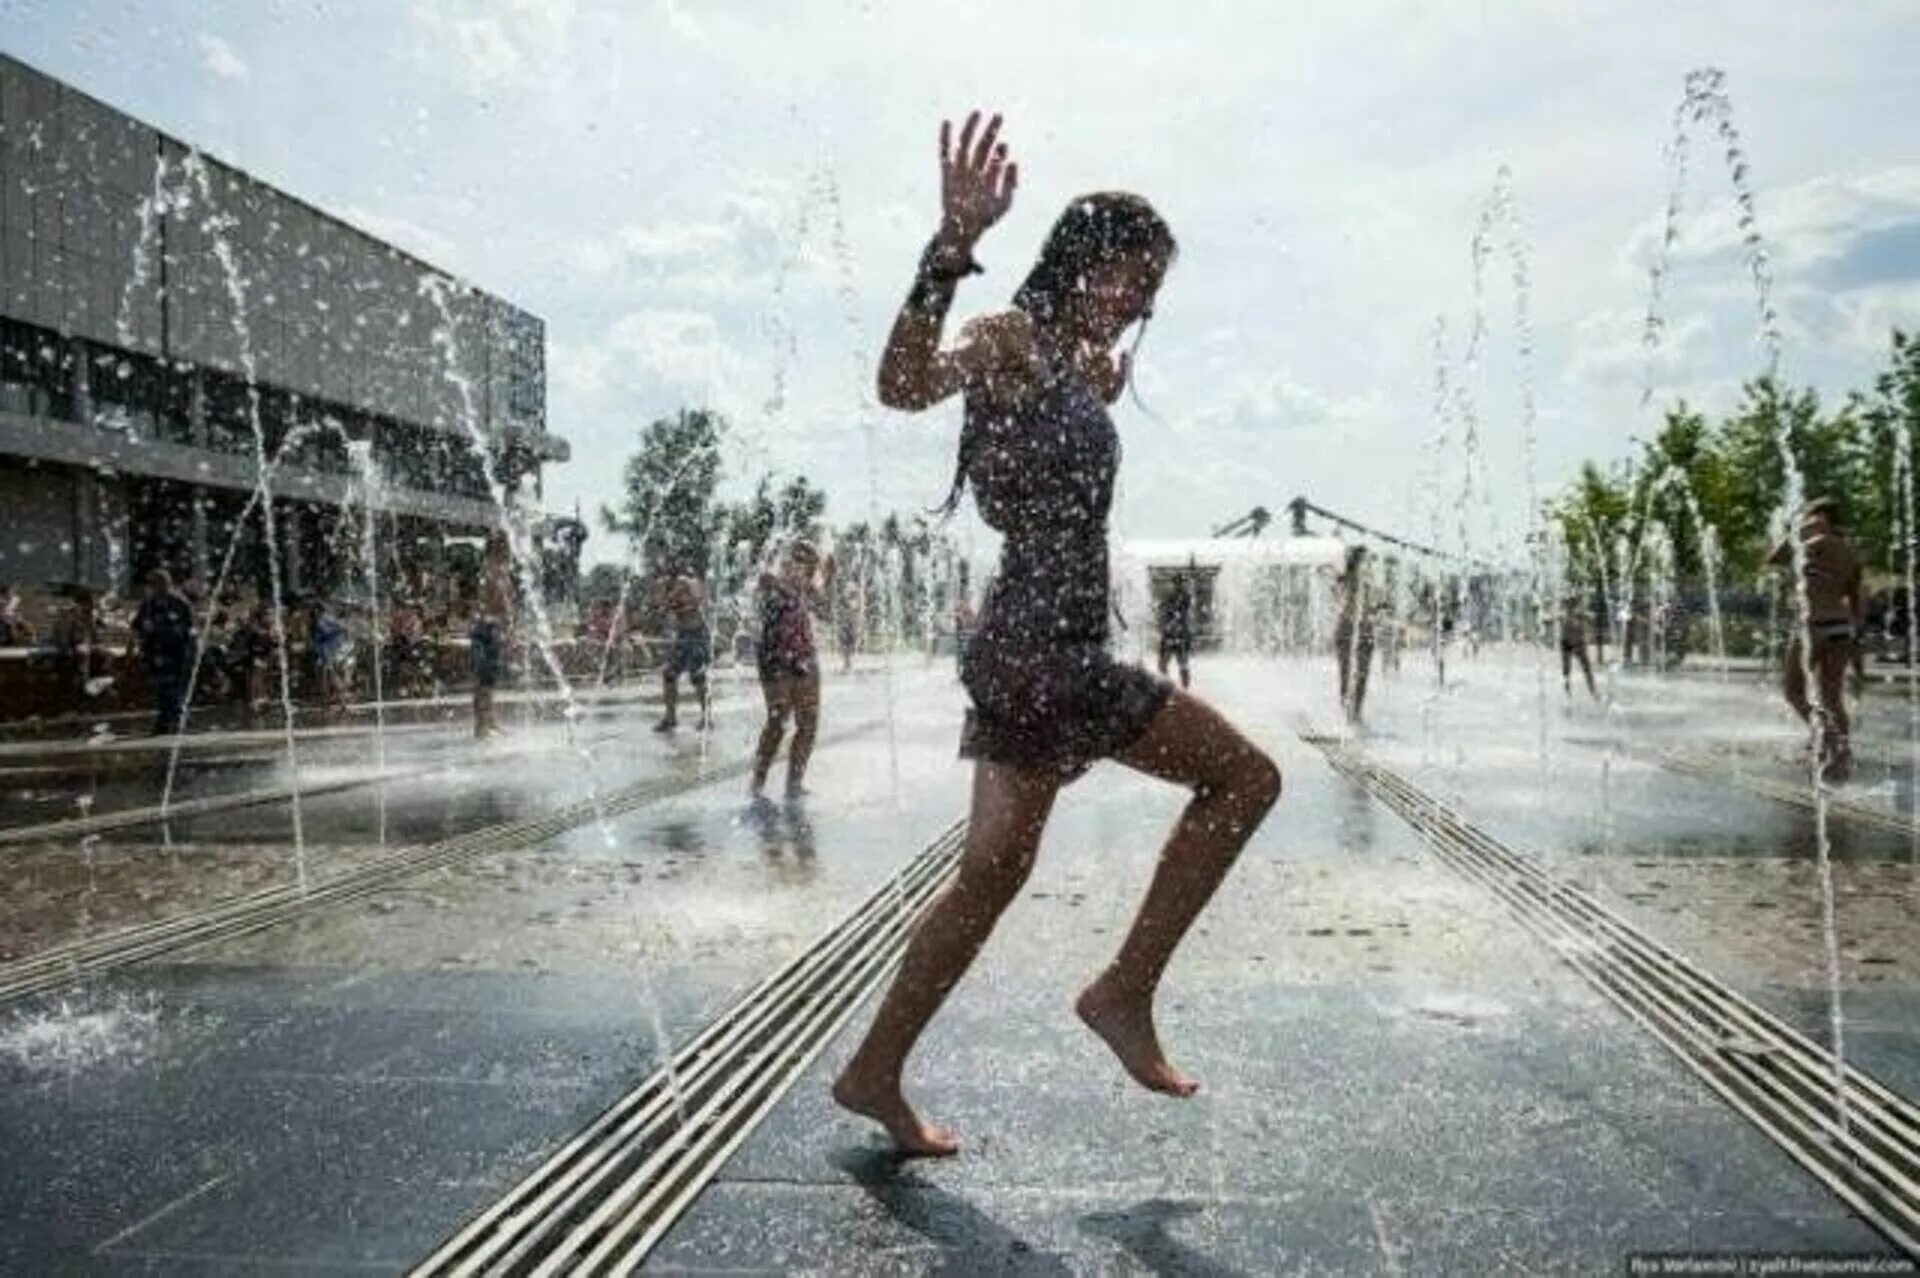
[0,651,1914,1272]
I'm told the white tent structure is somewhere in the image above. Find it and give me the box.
[1113,534,1351,655]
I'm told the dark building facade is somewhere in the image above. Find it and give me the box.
[0,53,569,601]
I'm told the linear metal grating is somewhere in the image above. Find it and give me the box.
[1303,732,1920,1259]
[0,721,879,1006]
[412,818,969,1276]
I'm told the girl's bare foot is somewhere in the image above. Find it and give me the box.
[831,1068,960,1157]
[1075,977,1199,1097]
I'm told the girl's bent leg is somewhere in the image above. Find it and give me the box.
[833,761,1061,1154]
[1083,690,1281,1096]
[786,670,821,793]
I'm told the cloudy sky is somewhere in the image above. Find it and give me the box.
[6,0,1918,564]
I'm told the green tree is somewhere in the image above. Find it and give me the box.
[1856,329,1920,572]
[602,408,727,575]
[711,473,831,594]
[1638,404,1719,578]
[1552,461,1632,590]
[775,475,828,537]
[580,562,629,607]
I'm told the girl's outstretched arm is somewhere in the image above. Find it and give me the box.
[876,111,1019,411]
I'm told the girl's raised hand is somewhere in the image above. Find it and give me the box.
[939,111,1016,247]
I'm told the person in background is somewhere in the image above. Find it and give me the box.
[1770,496,1865,783]
[1334,546,1379,723]
[388,597,430,698]
[131,569,194,735]
[472,531,513,739]
[833,556,863,674]
[312,597,349,714]
[286,595,317,701]
[0,583,26,646]
[583,596,615,645]
[199,593,235,702]
[655,566,711,733]
[54,587,103,715]
[750,539,828,800]
[952,592,977,677]
[235,596,272,713]
[1560,588,1598,701]
[1156,573,1194,689]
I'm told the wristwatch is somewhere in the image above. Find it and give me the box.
[919,238,984,282]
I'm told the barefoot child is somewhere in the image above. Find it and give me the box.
[832,112,1282,1155]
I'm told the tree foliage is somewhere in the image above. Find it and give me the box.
[1552,329,1920,592]
[601,408,832,593]
[601,408,726,575]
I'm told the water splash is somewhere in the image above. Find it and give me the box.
[345,438,390,848]
[159,411,362,822]
[418,277,595,751]
[1658,66,1846,1134]
[0,996,163,1077]
[177,150,309,888]
[115,147,170,355]
[816,161,900,807]
[1893,421,1919,887]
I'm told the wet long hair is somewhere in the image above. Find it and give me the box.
[936,192,1177,517]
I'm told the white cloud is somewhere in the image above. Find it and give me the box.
[556,186,830,303]
[1623,165,1920,279]
[1564,306,1714,394]
[552,309,751,413]
[655,0,706,42]
[15,0,1920,559]
[196,33,250,82]
[410,0,577,93]
[1184,366,1388,438]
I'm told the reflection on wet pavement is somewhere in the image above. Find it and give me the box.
[0,653,1914,1270]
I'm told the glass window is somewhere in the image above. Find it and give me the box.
[0,318,75,420]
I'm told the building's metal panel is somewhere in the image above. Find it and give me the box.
[0,55,549,443]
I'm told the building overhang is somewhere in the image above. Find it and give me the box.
[0,410,502,528]
[497,424,569,464]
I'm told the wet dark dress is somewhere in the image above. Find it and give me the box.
[957,339,1172,774]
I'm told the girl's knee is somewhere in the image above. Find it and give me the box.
[1194,746,1281,810]
[953,844,1038,910]
[1243,750,1283,810]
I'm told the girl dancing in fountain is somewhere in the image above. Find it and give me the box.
[832,112,1283,1155]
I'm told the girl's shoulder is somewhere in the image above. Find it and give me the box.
[955,309,1044,399]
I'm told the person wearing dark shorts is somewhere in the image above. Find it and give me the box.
[656,571,711,733]
[1156,574,1194,689]
[1770,498,1865,783]
[470,616,503,689]
[132,569,194,735]
[1559,590,1598,700]
[1334,546,1377,723]
[831,117,1282,1157]
[750,542,825,798]
[472,532,512,739]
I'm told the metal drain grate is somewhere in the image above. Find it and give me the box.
[0,721,880,1006]
[412,818,969,1276]
[1561,736,1920,839]
[1304,732,1920,1258]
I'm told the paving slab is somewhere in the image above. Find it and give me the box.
[1,656,1913,1273]
[653,711,1903,1273]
